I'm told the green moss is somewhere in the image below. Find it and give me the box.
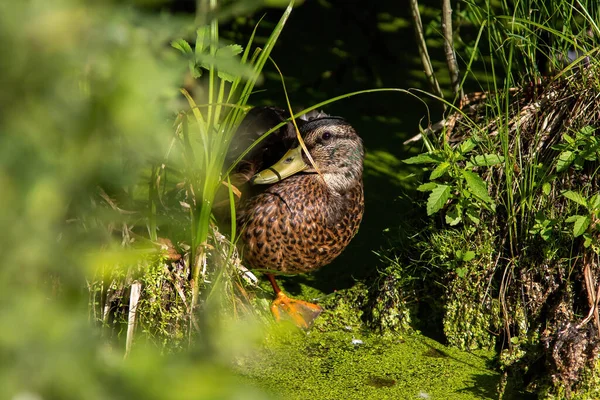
[237,321,504,400]
[443,268,500,351]
[229,283,517,400]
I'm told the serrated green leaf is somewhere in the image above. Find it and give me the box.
[459,138,477,154]
[217,44,243,58]
[562,133,575,144]
[590,194,600,210]
[215,45,245,82]
[562,190,588,207]
[445,204,462,226]
[171,39,193,55]
[584,234,593,248]
[461,170,493,204]
[565,214,582,223]
[542,182,551,195]
[577,125,595,139]
[471,154,505,167]
[556,151,575,172]
[573,215,591,237]
[426,184,451,215]
[402,152,443,164]
[417,182,437,192]
[430,162,450,180]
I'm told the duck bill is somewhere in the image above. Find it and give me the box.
[251,145,309,185]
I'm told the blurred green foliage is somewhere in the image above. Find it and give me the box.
[0,0,272,398]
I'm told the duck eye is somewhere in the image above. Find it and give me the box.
[321,131,332,141]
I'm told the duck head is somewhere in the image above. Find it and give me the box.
[251,117,364,194]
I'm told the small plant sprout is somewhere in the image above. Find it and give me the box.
[563,190,600,249]
[404,137,503,226]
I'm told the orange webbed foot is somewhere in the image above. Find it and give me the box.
[270,291,323,329]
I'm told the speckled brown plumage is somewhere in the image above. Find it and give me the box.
[234,110,364,275]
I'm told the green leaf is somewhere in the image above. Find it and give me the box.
[556,151,575,172]
[217,44,243,58]
[565,215,582,223]
[589,194,600,210]
[459,138,477,154]
[171,39,200,78]
[573,215,591,237]
[430,162,450,180]
[542,182,551,195]
[471,154,505,167]
[403,152,443,164]
[456,250,475,262]
[562,190,588,207]
[463,251,475,261]
[584,234,593,248]
[190,62,202,78]
[461,170,493,204]
[445,204,462,226]
[465,208,480,224]
[195,26,210,57]
[417,182,437,192]
[576,125,595,139]
[540,228,552,241]
[427,184,451,215]
[562,133,575,144]
[216,44,245,82]
[456,267,468,278]
[171,39,193,55]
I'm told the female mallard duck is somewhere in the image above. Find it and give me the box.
[230,106,364,328]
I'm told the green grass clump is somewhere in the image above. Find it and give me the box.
[374,1,600,397]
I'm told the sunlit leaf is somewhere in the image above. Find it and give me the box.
[556,150,575,172]
[471,154,505,167]
[576,125,595,139]
[542,182,551,195]
[562,190,587,208]
[445,204,462,226]
[171,39,193,55]
[465,209,480,225]
[430,162,450,179]
[461,170,493,204]
[562,133,575,144]
[462,251,476,261]
[427,184,451,215]
[590,194,600,210]
[403,152,443,164]
[459,138,477,154]
[418,182,437,192]
[573,215,591,237]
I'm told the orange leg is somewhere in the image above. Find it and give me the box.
[266,274,323,329]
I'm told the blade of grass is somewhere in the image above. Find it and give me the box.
[269,57,322,178]
[225,87,414,177]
